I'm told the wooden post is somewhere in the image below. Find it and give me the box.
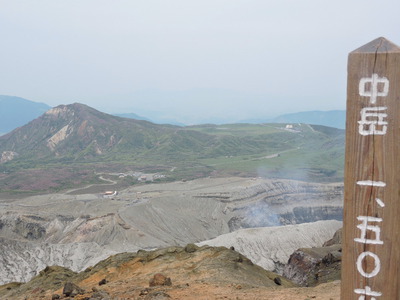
[341,37,400,299]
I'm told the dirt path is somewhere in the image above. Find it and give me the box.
[65,174,118,195]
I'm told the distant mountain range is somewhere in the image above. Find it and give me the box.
[0,95,346,135]
[242,110,346,129]
[270,110,346,129]
[113,112,152,122]
[117,110,347,129]
[0,102,344,163]
[0,101,345,191]
[0,95,51,135]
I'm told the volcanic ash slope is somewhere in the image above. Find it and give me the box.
[197,220,342,271]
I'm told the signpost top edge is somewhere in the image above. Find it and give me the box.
[351,37,400,54]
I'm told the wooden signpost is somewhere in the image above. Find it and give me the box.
[341,37,400,299]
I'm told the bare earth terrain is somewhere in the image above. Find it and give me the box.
[0,244,340,300]
[0,176,343,299]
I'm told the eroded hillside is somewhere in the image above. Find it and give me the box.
[0,244,341,300]
[0,177,342,285]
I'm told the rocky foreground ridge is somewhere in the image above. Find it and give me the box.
[0,243,341,300]
[0,226,344,299]
[0,244,295,299]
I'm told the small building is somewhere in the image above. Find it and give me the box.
[103,191,118,198]
[138,175,147,182]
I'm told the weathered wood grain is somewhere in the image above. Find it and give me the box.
[342,37,400,299]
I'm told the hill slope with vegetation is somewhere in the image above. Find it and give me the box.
[0,103,344,193]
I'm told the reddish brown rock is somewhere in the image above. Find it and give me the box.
[149,273,172,287]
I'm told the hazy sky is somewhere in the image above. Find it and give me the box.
[0,1,399,124]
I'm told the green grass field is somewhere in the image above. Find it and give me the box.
[0,122,345,193]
